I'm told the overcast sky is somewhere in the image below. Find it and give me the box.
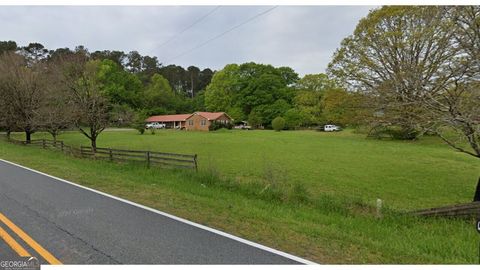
[0,6,375,75]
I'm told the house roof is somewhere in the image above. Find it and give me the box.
[146,112,232,122]
[190,112,232,121]
[145,114,192,122]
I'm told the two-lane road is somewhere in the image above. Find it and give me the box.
[0,159,314,264]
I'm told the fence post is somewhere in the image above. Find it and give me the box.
[146,151,150,168]
[109,148,113,161]
[194,154,198,171]
[42,139,46,149]
[61,141,64,152]
[376,198,383,219]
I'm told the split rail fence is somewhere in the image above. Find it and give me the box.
[2,137,197,170]
[410,201,480,219]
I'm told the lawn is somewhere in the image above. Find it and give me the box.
[13,128,479,210]
[2,129,479,263]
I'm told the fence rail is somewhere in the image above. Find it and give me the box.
[410,202,480,218]
[1,136,197,170]
[79,146,197,170]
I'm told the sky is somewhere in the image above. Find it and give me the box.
[0,6,375,75]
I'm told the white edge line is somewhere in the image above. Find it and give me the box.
[0,158,317,265]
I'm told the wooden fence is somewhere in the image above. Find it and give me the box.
[27,139,83,156]
[410,201,480,218]
[2,136,197,170]
[79,146,197,170]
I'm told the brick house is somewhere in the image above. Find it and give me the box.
[145,112,233,131]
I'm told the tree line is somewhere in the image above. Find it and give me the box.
[204,63,367,130]
[0,42,215,149]
[0,40,366,147]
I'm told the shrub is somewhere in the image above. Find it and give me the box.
[214,128,231,133]
[271,117,285,131]
[209,121,233,131]
[368,124,419,140]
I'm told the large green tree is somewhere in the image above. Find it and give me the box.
[328,6,455,139]
[321,88,368,127]
[97,59,143,108]
[204,64,239,112]
[205,62,298,127]
[292,73,338,126]
[142,74,177,114]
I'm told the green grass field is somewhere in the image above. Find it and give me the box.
[2,129,479,263]
[13,129,479,209]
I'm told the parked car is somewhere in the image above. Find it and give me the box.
[234,121,252,130]
[324,124,341,132]
[145,122,166,129]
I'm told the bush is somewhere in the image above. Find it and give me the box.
[209,121,233,131]
[271,117,285,131]
[368,125,419,140]
[214,128,231,133]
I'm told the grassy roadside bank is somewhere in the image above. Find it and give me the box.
[0,140,477,263]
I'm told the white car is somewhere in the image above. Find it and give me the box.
[324,124,341,132]
[234,121,252,130]
[145,122,166,129]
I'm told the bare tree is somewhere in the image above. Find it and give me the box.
[37,65,75,142]
[53,55,109,151]
[0,52,46,143]
[0,81,17,139]
[0,53,16,138]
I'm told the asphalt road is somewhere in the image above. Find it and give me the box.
[0,159,313,264]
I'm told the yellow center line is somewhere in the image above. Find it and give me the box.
[0,226,31,257]
[0,212,62,265]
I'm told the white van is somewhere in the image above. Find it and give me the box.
[324,124,341,132]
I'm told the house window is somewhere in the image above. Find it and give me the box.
[201,120,206,126]
[189,120,193,125]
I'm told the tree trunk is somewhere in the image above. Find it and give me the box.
[25,130,31,144]
[473,177,480,202]
[91,138,96,153]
